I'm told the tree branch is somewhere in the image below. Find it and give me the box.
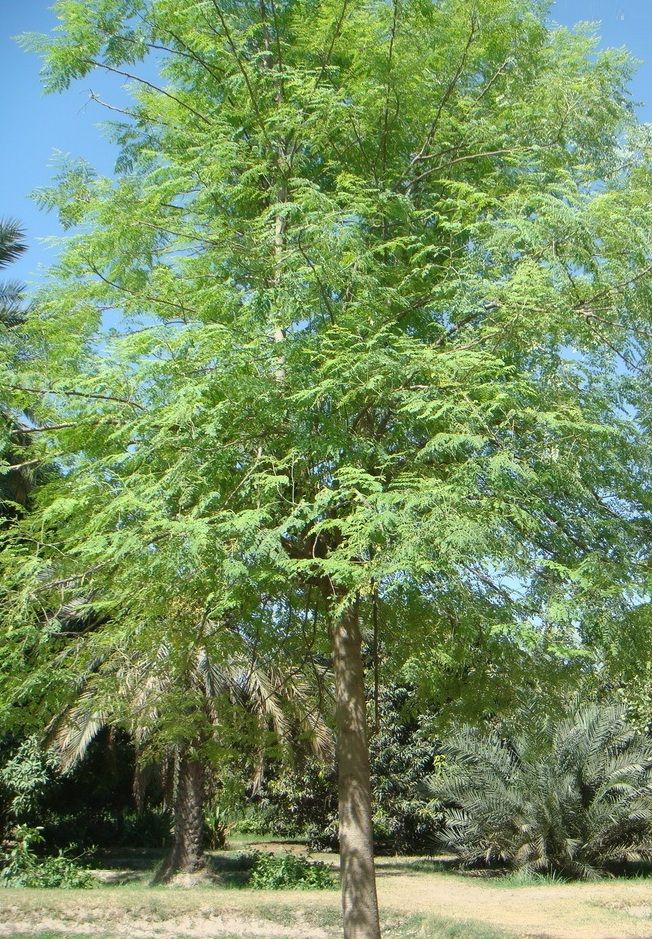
[2,383,146,411]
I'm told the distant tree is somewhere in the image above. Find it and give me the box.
[0,218,27,328]
[0,217,31,517]
[430,701,652,878]
[49,627,332,877]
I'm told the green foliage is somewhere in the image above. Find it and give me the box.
[262,763,338,849]
[0,217,27,326]
[492,869,566,887]
[4,0,652,734]
[247,850,337,890]
[0,729,169,853]
[0,825,95,889]
[204,799,230,851]
[0,737,58,822]
[231,806,276,837]
[261,683,440,853]
[3,0,652,900]
[430,701,652,879]
[370,684,440,854]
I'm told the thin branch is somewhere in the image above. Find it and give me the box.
[38,563,109,592]
[473,56,512,104]
[314,0,350,88]
[2,383,146,411]
[408,144,548,190]
[139,220,223,248]
[379,0,400,175]
[85,259,194,317]
[2,456,46,471]
[268,0,285,96]
[11,419,118,435]
[207,0,276,153]
[296,233,336,324]
[160,23,228,86]
[410,13,478,167]
[85,59,213,126]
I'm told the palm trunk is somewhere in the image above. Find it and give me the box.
[332,600,381,939]
[157,752,205,880]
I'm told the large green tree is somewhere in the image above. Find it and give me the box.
[3,1,652,935]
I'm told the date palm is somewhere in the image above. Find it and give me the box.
[49,626,333,878]
[430,701,652,879]
[0,218,27,328]
[0,218,30,518]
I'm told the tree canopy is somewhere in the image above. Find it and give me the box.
[3,0,652,934]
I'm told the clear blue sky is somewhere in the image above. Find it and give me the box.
[2,1,651,290]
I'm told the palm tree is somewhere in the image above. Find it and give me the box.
[0,217,30,519]
[49,630,333,879]
[430,701,652,879]
[0,217,27,328]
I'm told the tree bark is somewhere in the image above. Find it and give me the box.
[332,600,382,939]
[157,751,205,881]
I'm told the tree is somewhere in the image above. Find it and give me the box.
[49,629,332,878]
[0,218,27,327]
[430,701,652,878]
[3,2,652,936]
[0,217,31,517]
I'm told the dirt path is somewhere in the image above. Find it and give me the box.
[376,866,652,938]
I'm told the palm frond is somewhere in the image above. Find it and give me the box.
[430,701,652,878]
[0,218,26,269]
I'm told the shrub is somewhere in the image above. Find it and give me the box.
[369,684,440,854]
[263,764,339,849]
[247,850,337,890]
[429,701,652,879]
[118,807,172,848]
[231,805,275,836]
[204,800,230,850]
[0,738,58,823]
[0,825,95,888]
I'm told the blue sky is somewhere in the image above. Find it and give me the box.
[1,0,651,289]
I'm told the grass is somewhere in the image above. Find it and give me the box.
[383,912,514,938]
[6,846,652,938]
[14,935,248,939]
[6,912,515,939]
[489,868,569,887]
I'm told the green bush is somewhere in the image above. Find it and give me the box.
[0,826,95,888]
[0,738,58,822]
[247,850,337,890]
[204,800,230,849]
[430,701,652,879]
[231,805,277,836]
[263,764,338,849]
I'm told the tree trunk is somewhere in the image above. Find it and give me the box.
[332,600,382,939]
[157,751,205,881]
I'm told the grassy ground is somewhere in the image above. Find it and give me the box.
[3,841,652,938]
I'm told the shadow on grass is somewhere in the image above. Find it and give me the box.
[376,857,460,877]
[205,850,258,887]
[90,847,258,888]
